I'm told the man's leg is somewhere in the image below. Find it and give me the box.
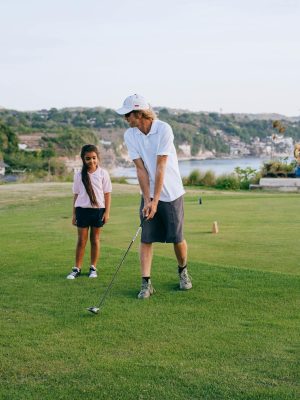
[138,242,155,299]
[174,239,192,290]
[173,239,187,267]
[140,242,153,277]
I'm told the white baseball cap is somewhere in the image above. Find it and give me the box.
[116,94,150,115]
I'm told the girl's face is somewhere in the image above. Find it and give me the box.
[83,151,98,172]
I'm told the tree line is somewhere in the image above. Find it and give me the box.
[1,107,300,178]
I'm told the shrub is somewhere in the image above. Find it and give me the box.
[185,169,203,186]
[201,170,216,187]
[111,176,128,184]
[261,159,296,178]
[215,174,240,190]
[234,166,258,190]
[251,171,262,184]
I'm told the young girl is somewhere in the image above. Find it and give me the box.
[66,144,112,279]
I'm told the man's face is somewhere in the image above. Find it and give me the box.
[124,111,141,128]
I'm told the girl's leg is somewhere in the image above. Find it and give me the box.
[75,227,89,268]
[90,227,101,267]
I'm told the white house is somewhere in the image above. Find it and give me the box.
[0,160,8,176]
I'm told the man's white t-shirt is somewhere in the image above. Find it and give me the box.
[124,119,185,202]
[72,167,112,208]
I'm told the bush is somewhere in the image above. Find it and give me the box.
[215,174,240,190]
[201,170,216,187]
[185,169,203,186]
[261,159,296,177]
[234,166,258,190]
[111,176,128,184]
[251,171,262,184]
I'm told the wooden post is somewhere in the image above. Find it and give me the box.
[212,221,219,234]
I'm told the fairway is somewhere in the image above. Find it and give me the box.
[0,183,299,399]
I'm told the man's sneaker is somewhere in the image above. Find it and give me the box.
[137,279,155,299]
[66,267,81,280]
[179,268,192,290]
[88,266,98,278]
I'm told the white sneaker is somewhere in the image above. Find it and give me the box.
[88,266,98,278]
[137,279,155,299]
[66,267,81,280]
[179,268,192,290]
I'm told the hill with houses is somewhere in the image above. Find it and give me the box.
[1,107,300,178]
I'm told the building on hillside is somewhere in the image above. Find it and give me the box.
[18,134,42,152]
[104,118,116,127]
[37,109,49,119]
[59,156,82,173]
[0,160,8,176]
[100,139,112,146]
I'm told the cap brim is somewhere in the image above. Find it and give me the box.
[116,106,133,115]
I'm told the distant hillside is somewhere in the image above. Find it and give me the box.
[1,106,300,177]
[154,107,300,122]
[231,113,300,122]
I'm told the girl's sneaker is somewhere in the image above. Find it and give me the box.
[88,266,98,278]
[66,267,81,280]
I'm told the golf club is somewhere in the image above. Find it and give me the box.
[87,217,146,315]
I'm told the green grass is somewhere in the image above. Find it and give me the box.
[0,183,299,399]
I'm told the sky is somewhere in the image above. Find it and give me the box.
[0,0,299,116]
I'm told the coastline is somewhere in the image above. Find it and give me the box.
[177,155,269,161]
[111,156,271,179]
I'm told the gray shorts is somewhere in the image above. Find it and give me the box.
[140,196,184,243]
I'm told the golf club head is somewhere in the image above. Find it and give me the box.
[87,306,100,314]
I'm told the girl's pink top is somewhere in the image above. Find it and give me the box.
[72,166,112,208]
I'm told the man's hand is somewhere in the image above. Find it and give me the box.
[143,199,158,220]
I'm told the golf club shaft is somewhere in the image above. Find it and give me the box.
[95,218,146,310]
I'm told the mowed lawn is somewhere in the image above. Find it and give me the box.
[0,183,299,400]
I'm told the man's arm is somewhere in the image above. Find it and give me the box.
[153,155,168,203]
[134,155,168,219]
[133,158,151,205]
[146,155,168,219]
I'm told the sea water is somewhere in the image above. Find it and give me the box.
[112,157,270,179]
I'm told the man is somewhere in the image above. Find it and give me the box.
[116,94,192,299]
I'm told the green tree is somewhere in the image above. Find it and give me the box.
[0,121,19,154]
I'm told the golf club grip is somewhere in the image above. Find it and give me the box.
[140,216,147,226]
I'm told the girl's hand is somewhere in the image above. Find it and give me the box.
[72,216,77,226]
[102,212,110,224]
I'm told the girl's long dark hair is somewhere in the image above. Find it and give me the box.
[80,144,100,207]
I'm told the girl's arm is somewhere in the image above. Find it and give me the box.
[102,192,111,224]
[72,194,78,225]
